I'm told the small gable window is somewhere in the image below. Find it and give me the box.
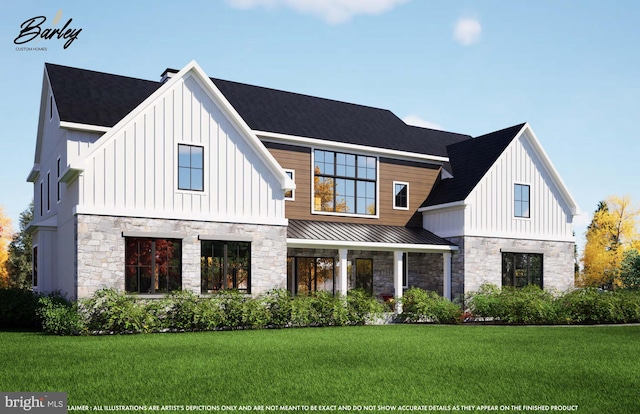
[178,144,204,191]
[393,181,409,210]
[514,184,530,218]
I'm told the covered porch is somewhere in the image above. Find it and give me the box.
[286,220,459,311]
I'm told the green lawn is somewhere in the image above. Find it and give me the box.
[1,325,639,413]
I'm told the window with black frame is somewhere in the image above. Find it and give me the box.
[502,252,543,288]
[125,238,182,294]
[288,257,335,295]
[313,149,376,215]
[201,241,251,293]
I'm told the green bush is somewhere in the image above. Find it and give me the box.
[346,289,385,325]
[38,296,85,335]
[166,290,200,330]
[290,294,314,327]
[559,288,640,324]
[0,288,41,330]
[467,284,559,324]
[80,288,148,333]
[262,289,293,328]
[400,288,462,324]
[308,291,349,327]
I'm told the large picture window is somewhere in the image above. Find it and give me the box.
[313,149,376,215]
[125,238,182,294]
[288,257,335,295]
[502,252,543,288]
[178,144,204,191]
[201,241,251,293]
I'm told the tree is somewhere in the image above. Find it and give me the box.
[620,249,640,290]
[580,196,640,289]
[6,203,33,289]
[0,206,12,288]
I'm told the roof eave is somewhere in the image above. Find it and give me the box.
[257,130,449,164]
[418,200,466,213]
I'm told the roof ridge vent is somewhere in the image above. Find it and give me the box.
[160,68,179,83]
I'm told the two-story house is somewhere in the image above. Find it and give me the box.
[28,61,578,305]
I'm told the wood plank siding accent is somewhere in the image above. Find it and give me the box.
[264,142,440,227]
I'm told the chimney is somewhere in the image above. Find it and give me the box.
[160,68,179,83]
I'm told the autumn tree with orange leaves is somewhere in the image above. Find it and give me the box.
[580,195,640,289]
[0,206,12,288]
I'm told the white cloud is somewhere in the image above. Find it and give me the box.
[226,0,409,24]
[402,115,443,131]
[453,17,481,46]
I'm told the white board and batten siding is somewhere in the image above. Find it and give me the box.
[424,130,574,242]
[76,72,286,225]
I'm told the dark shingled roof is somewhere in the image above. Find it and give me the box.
[46,63,162,128]
[287,219,456,246]
[45,63,471,157]
[422,123,526,207]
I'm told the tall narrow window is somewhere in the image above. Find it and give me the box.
[355,258,373,295]
[201,241,251,293]
[313,150,376,215]
[402,252,408,288]
[178,144,204,191]
[125,238,182,294]
[47,172,50,211]
[57,158,61,202]
[39,182,43,216]
[284,170,295,200]
[32,246,38,287]
[49,95,53,120]
[514,184,530,218]
[393,182,409,210]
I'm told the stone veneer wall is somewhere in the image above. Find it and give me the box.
[76,214,287,298]
[450,236,575,296]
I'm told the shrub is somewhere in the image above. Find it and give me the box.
[558,288,640,324]
[262,289,293,328]
[193,298,225,331]
[0,288,41,330]
[217,290,248,329]
[401,288,462,324]
[309,291,349,327]
[290,295,314,327]
[165,290,200,331]
[80,288,148,333]
[346,289,385,325]
[38,296,85,335]
[466,284,558,324]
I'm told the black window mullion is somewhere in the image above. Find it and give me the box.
[150,240,156,294]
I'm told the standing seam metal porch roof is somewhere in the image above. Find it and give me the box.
[287,219,457,247]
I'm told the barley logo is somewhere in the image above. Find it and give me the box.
[14,9,82,50]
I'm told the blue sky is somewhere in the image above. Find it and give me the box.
[1,0,639,252]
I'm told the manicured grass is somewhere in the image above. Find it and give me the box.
[1,325,639,413]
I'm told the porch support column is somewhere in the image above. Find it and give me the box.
[393,250,404,314]
[443,251,452,301]
[339,248,348,296]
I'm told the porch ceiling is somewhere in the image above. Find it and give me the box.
[287,219,458,252]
